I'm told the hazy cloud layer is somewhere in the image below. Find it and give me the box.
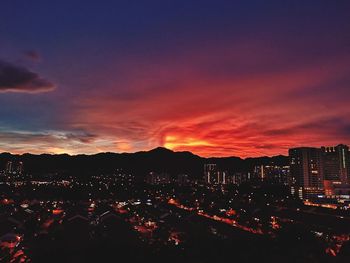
[0,129,105,154]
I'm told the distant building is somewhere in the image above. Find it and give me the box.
[217,171,227,184]
[321,144,349,185]
[203,164,229,184]
[254,165,289,184]
[4,161,24,176]
[254,165,265,181]
[229,172,249,185]
[289,147,324,199]
[5,161,13,174]
[203,164,217,184]
[16,162,24,175]
[323,180,336,196]
[145,172,171,185]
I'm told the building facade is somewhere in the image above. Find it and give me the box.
[321,144,349,185]
[289,147,324,199]
[289,144,350,200]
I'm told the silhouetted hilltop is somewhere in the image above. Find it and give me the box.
[0,147,288,178]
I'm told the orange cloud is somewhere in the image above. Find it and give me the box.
[1,1,349,158]
[12,40,349,157]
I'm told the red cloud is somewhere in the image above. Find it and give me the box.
[62,41,350,157]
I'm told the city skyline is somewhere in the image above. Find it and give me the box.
[1,1,350,157]
[0,143,349,159]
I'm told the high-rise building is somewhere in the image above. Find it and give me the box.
[254,165,266,181]
[5,161,13,174]
[321,144,349,185]
[237,172,250,185]
[16,161,24,175]
[217,171,227,184]
[204,164,217,184]
[145,172,170,185]
[289,147,324,199]
[254,165,290,184]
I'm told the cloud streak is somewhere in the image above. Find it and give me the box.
[66,40,350,157]
[0,129,117,154]
[0,60,55,93]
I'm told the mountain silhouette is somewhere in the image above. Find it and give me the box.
[0,147,288,178]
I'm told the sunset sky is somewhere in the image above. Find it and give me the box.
[0,1,350,157]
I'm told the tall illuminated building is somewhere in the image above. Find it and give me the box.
[289,147,324,199]
[321,144,349,185]
[217,171,227,184]
[16,161,24,175]
[145,172,170,185]
[254,164,289,184]
[253,165,265,181]
[203,164,217,184]
[5,161,13,174]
